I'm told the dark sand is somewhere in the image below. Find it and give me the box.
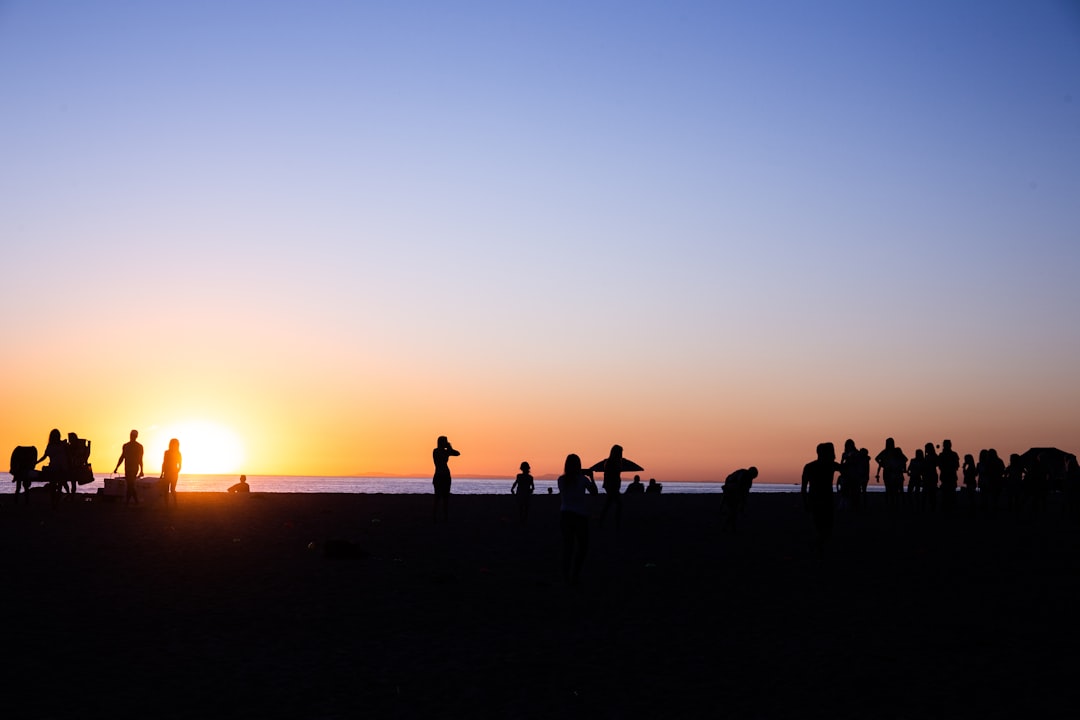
[3,489,1080,718]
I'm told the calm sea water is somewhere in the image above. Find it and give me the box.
[0,473,807,494]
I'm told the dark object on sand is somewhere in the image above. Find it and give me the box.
[10,445,39,500]
[10,445,38,477]
[322,539,368,560]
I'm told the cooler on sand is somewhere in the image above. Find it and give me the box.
[100,476,126,500]
[100,476,161,500]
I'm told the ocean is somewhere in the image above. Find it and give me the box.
[0,473,807,494]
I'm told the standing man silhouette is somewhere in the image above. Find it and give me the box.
[802,442,840,556]
[114,429,144,505]
[598,444,625,529]
[938,439,960,513]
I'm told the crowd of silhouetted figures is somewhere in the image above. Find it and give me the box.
[836,438,1080,519]
[8,429,95,507]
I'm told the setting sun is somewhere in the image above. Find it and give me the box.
[144,421,245,475]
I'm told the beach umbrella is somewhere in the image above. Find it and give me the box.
[589,457,644,473]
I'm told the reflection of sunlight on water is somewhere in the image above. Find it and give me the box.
[3,476,820,495]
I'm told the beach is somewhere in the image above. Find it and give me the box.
[3,489,1079,718]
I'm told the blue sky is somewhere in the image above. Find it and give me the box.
[2,1,1078,479]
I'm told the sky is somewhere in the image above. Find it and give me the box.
[2,1,1078,482]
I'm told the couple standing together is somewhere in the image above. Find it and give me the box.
[114,430,182,504]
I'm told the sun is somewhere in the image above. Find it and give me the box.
[146,421,245,475]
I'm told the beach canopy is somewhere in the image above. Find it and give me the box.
[589,457,644,473]
[1019,447,1074,464]
[1018,447,1075,490]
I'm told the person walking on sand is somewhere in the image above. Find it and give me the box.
[160,438,182,506]
[510,461,534,525]
[802,442,840,556]
[114,429,144,505]
[558,453,597,586]
[432,436,459,523]
[598,444,625,529]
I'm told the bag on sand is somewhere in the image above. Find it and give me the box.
[75,464,95,485]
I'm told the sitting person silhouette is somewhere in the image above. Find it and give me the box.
[228,475,250,493]
[645,478,663,494]
[625,475,645,494]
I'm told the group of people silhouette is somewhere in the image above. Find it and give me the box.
[433,433,1079,583]
[432,439,665,586]
[9,429,93,506]
[802,437,1080,554]
[9,428,184,506]
[867,437,1078,517]
[110,430,186,505]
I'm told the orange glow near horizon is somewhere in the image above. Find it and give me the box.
[143,421,246,475]
[2,330,1078,483]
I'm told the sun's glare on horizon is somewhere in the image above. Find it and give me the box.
[145,421,246,475]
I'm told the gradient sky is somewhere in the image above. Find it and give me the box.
[2,1,1078,481]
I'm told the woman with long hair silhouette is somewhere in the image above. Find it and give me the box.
[432,436,459,523]
[161,438,182,505]
[559,453,597,585]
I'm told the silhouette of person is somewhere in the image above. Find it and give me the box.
[875,438,907,509]
[938,439,960,513]
[558,453,597,586]
[802,442,839,555]
[720,466,758,531]
[625,475,645,494]
[922,443,939,513]
[66,432,92,495]
[838,439,859,509]
[598,444,625,529]
[962,453,978,514]
[432,436,459,523]
[858,448,871,504]
[510,461,534,525]
[36,428,70,507]
[114,430,144,505]
[160,438,182,505]
[908,449,924,509]
[1004,453,1025,517]
[228,475,251,493]
[645,478,662,494]
[980,448,1005,511]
